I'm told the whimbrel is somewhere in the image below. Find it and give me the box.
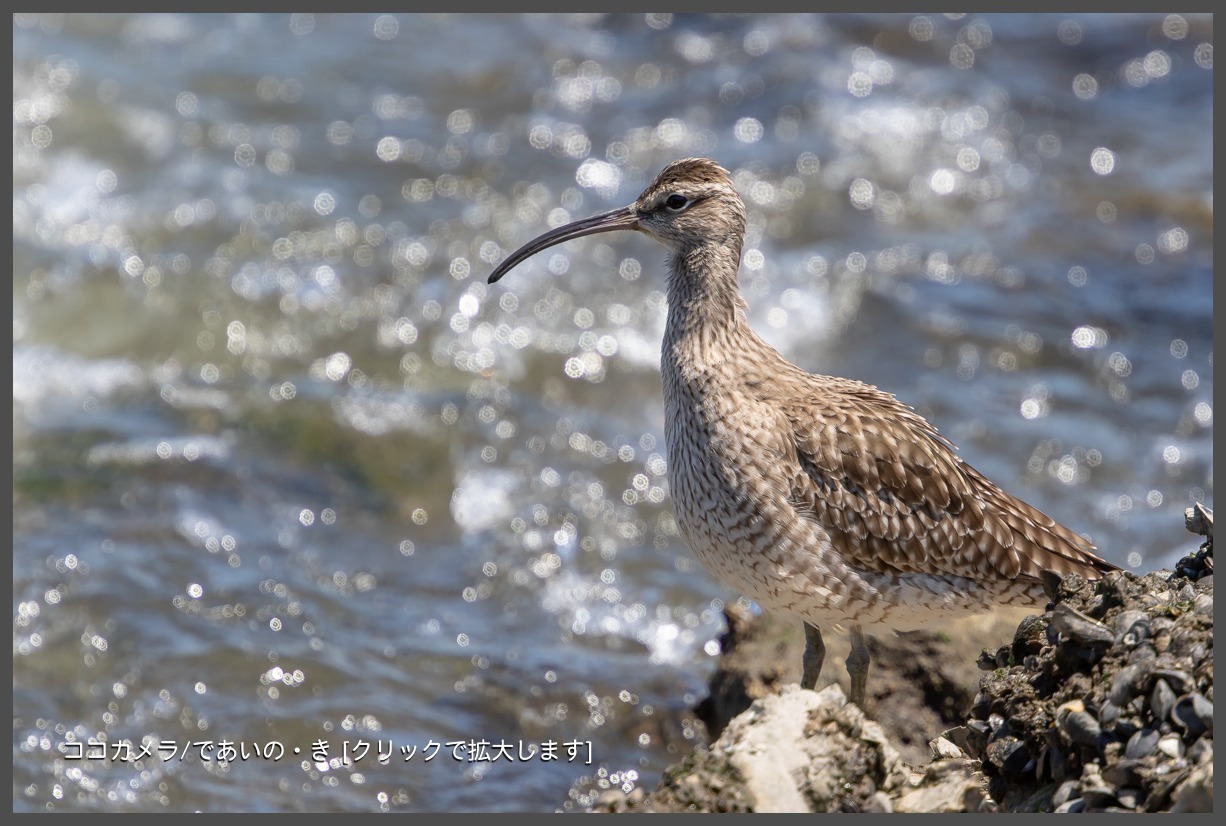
[488,158,1116,707]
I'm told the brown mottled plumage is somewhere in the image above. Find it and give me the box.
[489,157,1116,706]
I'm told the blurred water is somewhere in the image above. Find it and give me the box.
[12,13,1212,812]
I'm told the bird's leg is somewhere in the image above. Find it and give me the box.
[846,624,870,707]
[801,622,825,690]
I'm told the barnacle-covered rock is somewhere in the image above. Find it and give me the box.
[968,519,1213,813]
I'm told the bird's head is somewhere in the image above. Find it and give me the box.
[487,157,745,284]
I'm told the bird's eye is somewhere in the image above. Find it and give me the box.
[663,194,690,212]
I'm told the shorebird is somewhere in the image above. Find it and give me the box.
[488,158,1116,707]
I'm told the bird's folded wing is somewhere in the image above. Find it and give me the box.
[775,379,1111,583]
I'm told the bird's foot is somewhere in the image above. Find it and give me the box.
[801,622,825,691]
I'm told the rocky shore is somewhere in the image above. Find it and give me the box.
[587,506,1212,813]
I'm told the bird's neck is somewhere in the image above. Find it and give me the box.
[663,242,761,371]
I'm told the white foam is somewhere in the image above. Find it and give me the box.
[13,345,144,409]
[450,469,518,534]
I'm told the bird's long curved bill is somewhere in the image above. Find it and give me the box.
[488,206,638,284]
